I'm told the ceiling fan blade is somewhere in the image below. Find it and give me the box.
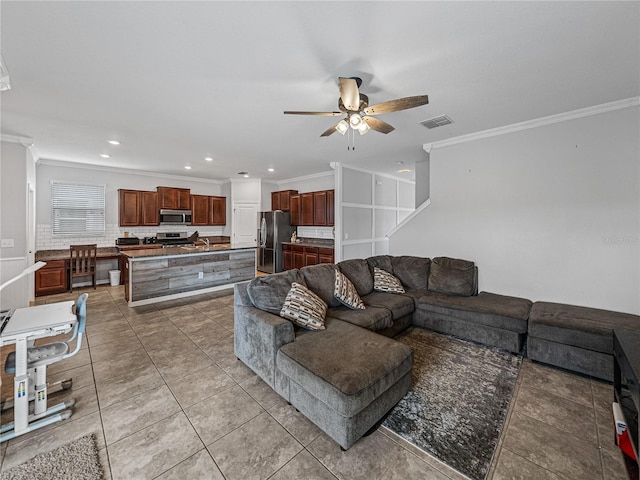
[363,95,429,115]
[320,120,343,137]
[338,77,360,111]
[363,116,395,134]
[284,111,343,116]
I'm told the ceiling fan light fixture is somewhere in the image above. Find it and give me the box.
[335,119,349,135]
[349,113,363,129]
[357,121,370,135]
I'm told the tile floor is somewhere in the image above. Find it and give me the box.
[0,284,630,480]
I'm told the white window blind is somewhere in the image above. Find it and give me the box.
[51,182,106,236]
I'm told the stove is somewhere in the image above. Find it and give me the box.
[156,232,194,247]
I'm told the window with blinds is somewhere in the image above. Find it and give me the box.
[51,181,106,236]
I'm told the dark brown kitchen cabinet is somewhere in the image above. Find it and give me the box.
[35,260,68,296]
[318,247,334,264]
[300,192,314,226]
[313,191,327,225]
[292,244,305,269]
[209,196,226,225]
[327,189,335,226]
[119,189,159,226]
[157,186,191,210]
[290,194,301,226]
[282,244,293,271]
[271,190,298,211]
[304,246,319,266]
[191,195,210,226]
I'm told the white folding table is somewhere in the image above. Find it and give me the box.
[0,301,76,440]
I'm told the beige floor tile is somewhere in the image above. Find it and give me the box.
[92,348,154,383]
[95,361,165,409]
[520,360,593,407]
[184,384,263,445]
[268,403,324,447]
[101,384,181,445]
[89,334,143,363]
[271,449,338,480]
[155,448,225,480]
[165,364,235,408]
[492,447,562,480]
[108,411,203,480]
[208,412,303,480]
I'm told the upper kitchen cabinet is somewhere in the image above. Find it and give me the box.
[119,189,159,226]
[289,189,334,227]
[158,186,191,210]
[271,190,298,211]
[191,194,210,226]
[191,195,226,226]
[209,196,226,225]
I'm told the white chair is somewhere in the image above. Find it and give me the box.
[0,293,88,441]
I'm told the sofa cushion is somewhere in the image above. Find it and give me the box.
[327,304,393,331]
[301,263,342,308]
[528,301,640,354]
[337,259,374,297]
[429,257,476,296]
[334,270,365,310]
[391,256,430,290]
[373,267,405,294]
[280,282,327,331]
[276,318,413,417]
[416,291,531,333]
[367,255,393,275]
[247,269,305,315]
[363,291,415,321]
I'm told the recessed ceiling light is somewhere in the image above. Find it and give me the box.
[205,157,213,162]
[185,166,192,170]
[267,168,275,172]
[243,174,250,178]
[108,140,120,145]
[398,169,411,173]
[100,154,110,158]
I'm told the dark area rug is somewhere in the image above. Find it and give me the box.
[1,434,103,480]
[382,328,521,480]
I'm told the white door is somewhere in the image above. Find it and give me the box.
[232,202,259,246]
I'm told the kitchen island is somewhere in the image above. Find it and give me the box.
[121,243,256,306]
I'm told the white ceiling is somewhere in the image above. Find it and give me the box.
[1,1,638,182]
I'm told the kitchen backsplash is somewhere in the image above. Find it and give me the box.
[296,226,334,240]
[36,224,226,250]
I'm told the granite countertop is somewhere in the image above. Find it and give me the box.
[35,247,121,261]
[122,243,255,258]
[281,238,334,248]
[115,235,231,247]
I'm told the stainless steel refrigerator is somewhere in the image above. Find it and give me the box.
[257,211,293,274]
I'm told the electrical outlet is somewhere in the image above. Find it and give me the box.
[1,239,14,248]
[198,272,204,279]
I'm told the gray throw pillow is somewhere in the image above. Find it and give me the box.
[247,270,305,314]
[429,257,476,296]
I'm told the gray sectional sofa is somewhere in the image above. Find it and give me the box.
[234,254,639,449]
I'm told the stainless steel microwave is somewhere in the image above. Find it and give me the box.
[159,209,192,225]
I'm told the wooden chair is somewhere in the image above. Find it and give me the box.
[69,244,97,292]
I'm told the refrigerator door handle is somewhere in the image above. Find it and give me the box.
[259,217,267,247]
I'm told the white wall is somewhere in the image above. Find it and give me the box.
[390,106,640,315]
[1,140,29,308]
[336,163,415,262]
[36,160,229,249]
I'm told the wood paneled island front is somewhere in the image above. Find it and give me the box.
[121,244,256,306]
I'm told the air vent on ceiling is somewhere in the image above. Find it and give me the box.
[420,115,453,129]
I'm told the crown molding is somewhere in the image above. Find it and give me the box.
[36,158,226,184]
[425,96,640,152]
[277,169,334,186]
[1,134,34,147]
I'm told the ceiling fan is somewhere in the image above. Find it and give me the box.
[284,77,429,137]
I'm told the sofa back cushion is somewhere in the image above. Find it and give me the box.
[301,264,342,308]
[247,269,305,314]
[337,258,374,296]
[429,257,477,296]
[391,256,431,290]
[367,255,393,275]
